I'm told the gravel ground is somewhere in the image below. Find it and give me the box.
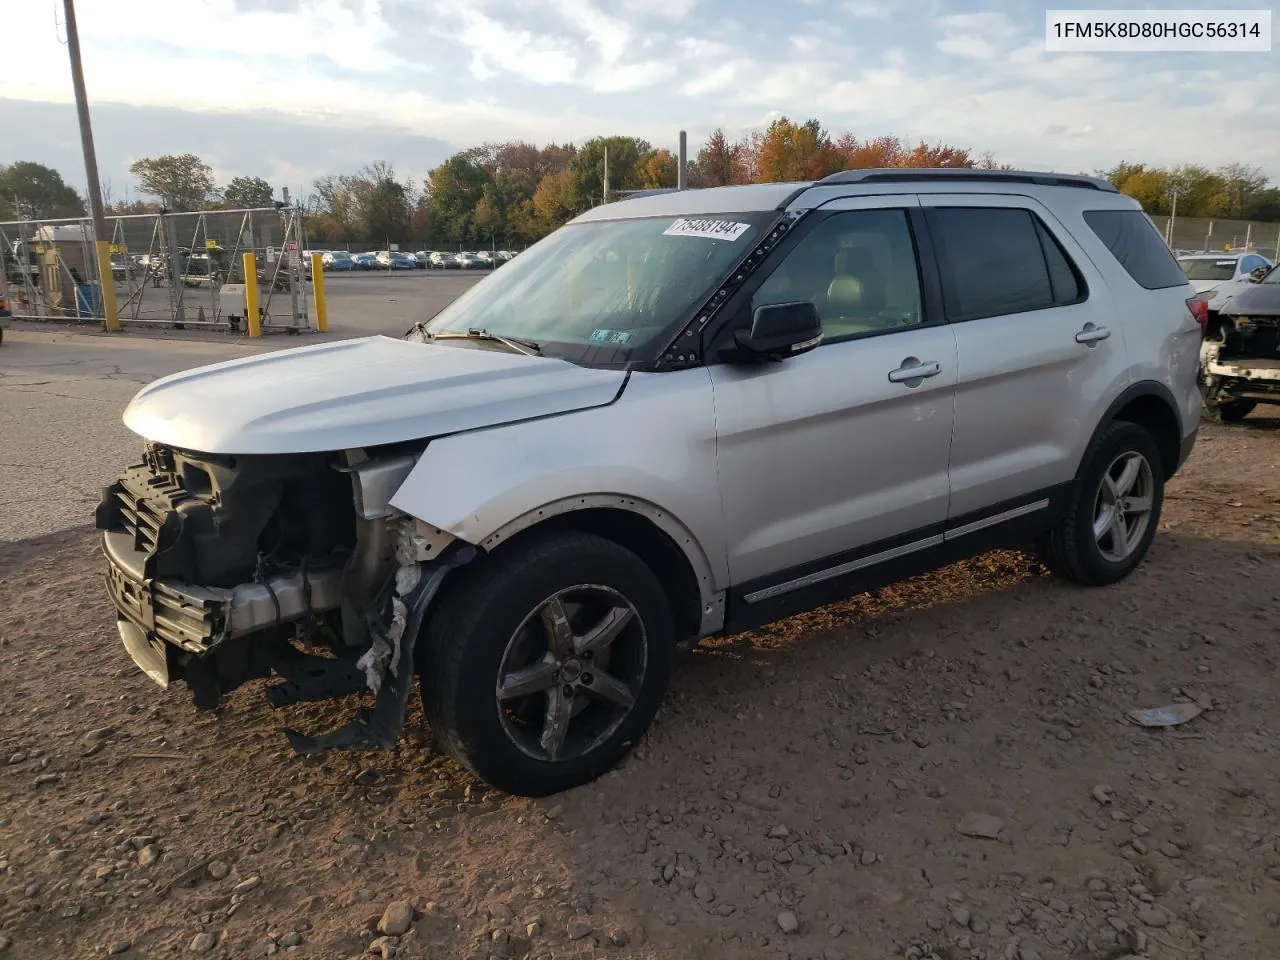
[2,416,1279,960]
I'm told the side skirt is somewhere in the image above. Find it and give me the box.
[723,485,1072,635]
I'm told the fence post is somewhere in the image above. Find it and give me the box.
[94,239,120,331]
[310,252,328,332]
[244,252,261,337]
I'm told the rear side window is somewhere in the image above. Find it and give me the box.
[925,207,1086,322]
[1083,209,1186,290]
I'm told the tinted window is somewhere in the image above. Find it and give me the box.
[926,208,1082,321]
[1036,218,1082,303]
[1084,209,1187,289]
[1179,258,1237,281]
[752,209,923,341]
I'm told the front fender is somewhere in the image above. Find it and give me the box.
[386,368,728,593]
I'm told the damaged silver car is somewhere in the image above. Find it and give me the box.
[100,171,1201,796]
[1199,261,1280,422]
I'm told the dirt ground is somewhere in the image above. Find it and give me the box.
[2,417,1279,960]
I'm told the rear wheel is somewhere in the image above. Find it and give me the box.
[1036,421,1164,586]
[419,531,676,796]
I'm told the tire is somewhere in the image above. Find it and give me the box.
[1036,420,1165,587]
[1202,399,1255,423]
[419,531,676,796]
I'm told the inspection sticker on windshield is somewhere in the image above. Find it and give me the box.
[663,217,751,241]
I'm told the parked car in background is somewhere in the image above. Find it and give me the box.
[414,251,431,269]
[1199,261,1280,422]
[1178,252,1273,317]
[429,252,454,269]
[322,252,356,271]
[352,253,379,270]
[388,252,417,270]
[454,252,485,270]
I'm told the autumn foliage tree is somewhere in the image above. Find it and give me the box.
[690,129,748,187]
[280,125,1280,249]
[1099,161,1280,219]
[755,118,844,182]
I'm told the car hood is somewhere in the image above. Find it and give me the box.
[123,335,627,455]
[1222,283,1280,318]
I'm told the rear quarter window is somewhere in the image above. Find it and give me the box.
[1082,209,1187,290]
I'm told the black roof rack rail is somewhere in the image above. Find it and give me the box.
[815,168,1119,193]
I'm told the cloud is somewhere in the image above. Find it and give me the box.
[2,0,1276,188]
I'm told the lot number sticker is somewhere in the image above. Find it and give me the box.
[663,218,751,241]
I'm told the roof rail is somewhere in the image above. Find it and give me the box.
[815,168,1119,193]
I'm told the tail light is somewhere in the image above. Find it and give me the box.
[1186,297,1209,337]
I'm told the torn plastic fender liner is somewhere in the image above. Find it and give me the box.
[282,541,478,755]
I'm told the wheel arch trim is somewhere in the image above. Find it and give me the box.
[1083,379,1186,479]
[472,494,726,637]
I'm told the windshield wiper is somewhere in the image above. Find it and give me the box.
[421,327,542,356]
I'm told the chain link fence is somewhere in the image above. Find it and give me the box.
[0,206,316,331]
[1149,214,1280,258]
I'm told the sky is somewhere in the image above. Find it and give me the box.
[4,0,1279,202]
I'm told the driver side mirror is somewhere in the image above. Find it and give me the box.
[732,301,823,361]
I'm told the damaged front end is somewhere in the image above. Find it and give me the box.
[1200,313,1280,411]
[96,442,473,754]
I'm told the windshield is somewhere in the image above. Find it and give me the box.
[421,211,777,363]
[1179,258,1236,281]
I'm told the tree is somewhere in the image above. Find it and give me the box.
[1216,163,1269,220]
[636,149,678,189]
[833,134,975,170]
[755,118,843,182]
[1166,165,1226,218]
[567,136,651,207]
[222,175,274,209]
[129,153,217,211]
[355,163,413,244]
[309,174,362,242]
[531,169,577,229]
[690,129,747,187]
[1119,167,1173,214]
[425,153,492,244]
[0,161,85,219]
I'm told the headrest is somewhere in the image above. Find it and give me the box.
[827,274,864,310]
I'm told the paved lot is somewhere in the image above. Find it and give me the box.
[320,271,484,339]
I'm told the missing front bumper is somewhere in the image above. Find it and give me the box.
[103,531,344,656]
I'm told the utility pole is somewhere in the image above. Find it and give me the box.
[61,0,119,331]
[678,130,688,191]
[1165,189,1178,246]
[603,146,609,204]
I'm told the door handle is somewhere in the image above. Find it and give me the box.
[887,358,942,384]
[1075,323,1111,345]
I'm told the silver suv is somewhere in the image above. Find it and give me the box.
[98,169,1202,796]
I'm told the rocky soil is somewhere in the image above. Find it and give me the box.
[2,417,1279,960]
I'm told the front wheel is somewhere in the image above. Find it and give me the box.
[1036,421,1165,586]
[420,531,676,796]
[1202,398,1255,423]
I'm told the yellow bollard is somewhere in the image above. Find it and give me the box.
[310,252,328,332]
[243,252,261,337]
[94,240,121,332]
